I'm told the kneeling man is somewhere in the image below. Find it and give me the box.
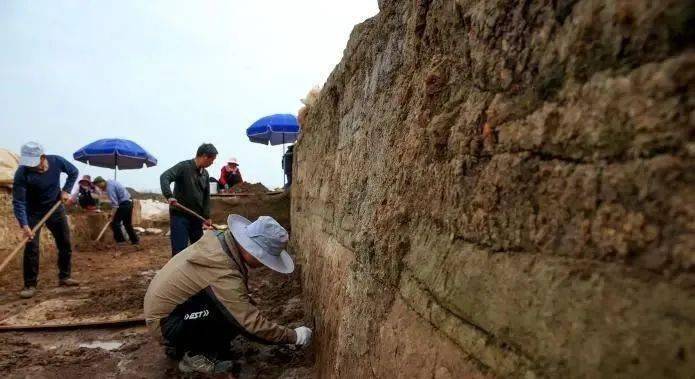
[144,214,312,374]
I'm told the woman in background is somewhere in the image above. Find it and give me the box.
[218,157,243,192]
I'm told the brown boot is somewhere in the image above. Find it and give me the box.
[59,278,80,287]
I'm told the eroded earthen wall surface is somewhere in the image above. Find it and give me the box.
[210,193,291,229]
[291,0,694,377]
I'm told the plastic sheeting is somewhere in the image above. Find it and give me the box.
[0,149,19,187]
[139,199,169,222]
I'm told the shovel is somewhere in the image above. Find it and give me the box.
[171,202,222,231]
[95,213,113,242]
[0,201,63,274]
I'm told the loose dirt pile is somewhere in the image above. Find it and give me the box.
[230,182,269,194]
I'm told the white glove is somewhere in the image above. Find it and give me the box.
[294,326,312,347]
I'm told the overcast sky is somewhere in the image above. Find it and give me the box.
[0,1,378,191]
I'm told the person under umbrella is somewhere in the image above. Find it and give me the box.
[282,145,294,190]
[92,176,139,246]
[13,142,80,299]
[68,175,100,211]
[246,114,300,187]
[218,157,243,192]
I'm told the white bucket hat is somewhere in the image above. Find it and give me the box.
[19,142,44,167]
[227,157,239,165]
[227,214,294,274]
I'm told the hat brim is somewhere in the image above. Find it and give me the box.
[19,155,41,167]
[227,214,294,274]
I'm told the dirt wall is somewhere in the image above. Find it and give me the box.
[0,193,111,253]
[292,1,695,377]
[0,193,56,253]
[210,193,291,230]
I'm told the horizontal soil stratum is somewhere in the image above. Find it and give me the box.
[292,0,695,377]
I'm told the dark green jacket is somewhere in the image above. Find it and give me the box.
[160,159,211,218]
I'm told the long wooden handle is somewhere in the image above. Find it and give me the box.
[0,201,63,274]
[95,216,112,242]
[0,316,145,332]
[172,203,221,230]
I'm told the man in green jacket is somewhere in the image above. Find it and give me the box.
[160,143,217,255]
[144,214,312,375]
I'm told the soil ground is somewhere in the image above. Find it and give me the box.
[0,235,313,378]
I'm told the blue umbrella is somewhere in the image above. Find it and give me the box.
[246,114,300,187]
[73,138,157,179]
[246,114,300,146]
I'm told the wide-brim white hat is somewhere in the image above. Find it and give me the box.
[227,157,239,165]
[227,214,294,274]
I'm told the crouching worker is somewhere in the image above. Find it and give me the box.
[144,214,312,375]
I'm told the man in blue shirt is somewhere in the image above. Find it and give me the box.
[12,142,80,299]
[92,176,139,245]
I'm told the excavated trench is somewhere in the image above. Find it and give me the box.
[1,1,694,378]
[290,1,695,378]
[0,192,314,378]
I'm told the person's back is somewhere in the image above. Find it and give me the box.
[144,215,312,375]
[93,177,139,245]
[282,146,294,188]
[144,231,236,327]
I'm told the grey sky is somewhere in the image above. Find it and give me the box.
[0,1,378,191]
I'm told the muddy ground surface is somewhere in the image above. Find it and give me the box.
[0,235,313,378]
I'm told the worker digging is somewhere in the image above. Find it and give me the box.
[11,142,81,299]
[92,176,140,246]
[160,143,217,256]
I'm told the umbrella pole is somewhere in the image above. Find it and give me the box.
[114,154,118,180]
[282,134,286,188]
